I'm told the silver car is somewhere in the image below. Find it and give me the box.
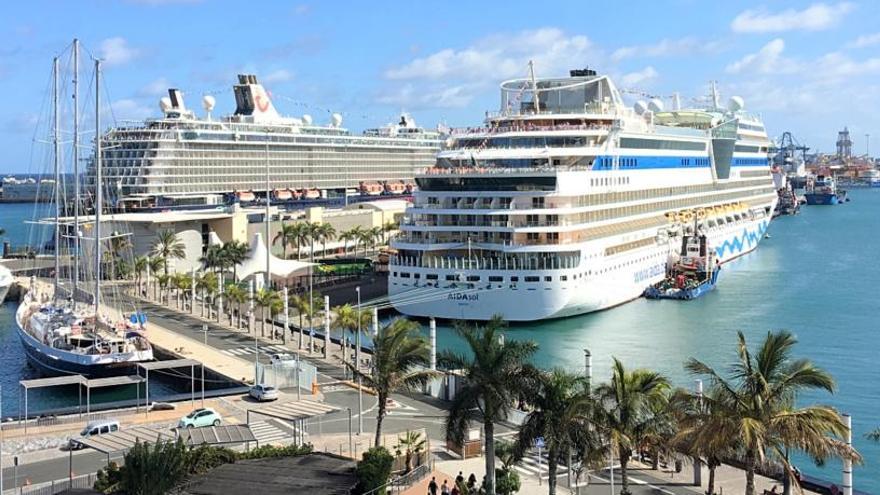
[249,384,279,401]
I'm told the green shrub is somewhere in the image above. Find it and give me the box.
[187,445,238,474]
[238,443,313,460]
[120,439,189,495]
[93,462,122,494]
[495,467,520,495]
[354,446,394,494]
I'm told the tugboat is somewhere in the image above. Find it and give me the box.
[644,232,720,300]
[804,175,847,205]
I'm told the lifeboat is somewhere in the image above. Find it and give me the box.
[300,188,321,200]
[359,181,384,196]
[384,180,407,195]
[404,182,415,194]
[273,188,293,201]
[235,190,256,202]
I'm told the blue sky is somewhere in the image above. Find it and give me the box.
[2,0,880,172]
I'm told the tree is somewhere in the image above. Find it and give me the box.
[867,428,880,442]
[195,272,218,318]
[394,430,427,473]
[594,358,670,495]
[439,315,537,495]
[200,244,226,273]
[254,288,283,337]
[685,331,861,495]
[156,274,171,304]
[347,226,367,257]
[291,292,323,348]
[306,222,322,261]
[354,446,394,495]
[221,240,248,281]
[671,387,740,495]
[315,222,337,258]
[346,318,437,447]
[224,282,247,328]
[339,229,357,255]
[151,230,186,276]
[382,220,397,243]
[147,257,163,299]
[119,439,189,495]
[171,273,192,310]
[332,303,371,368]
[273,223,299,259]
[133,256,148,296]
[516,369,593,495]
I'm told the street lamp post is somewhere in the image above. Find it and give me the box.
[203,324,208,346]
[356,286,363,435]
[347,407,353,458]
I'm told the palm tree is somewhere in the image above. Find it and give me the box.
[594,358,670,495]
[253,288,282,337]
[867,428,880,442]
[366,226,383,253]
[382,220,397,243]
[685,331,860,495]
[155,273,171,304]
[224,282,247,328]
[273,223,299,259]
[200,245,226,273]
[104,233,133,281]
[439,316,538,495]
[133,256,148,296]
[332,303,371,367]
[315,223,336,258]
[152,230,186,276]
[347,226,366,257]
[291,292,324,348]
[147,257,164,299]
[345,318,436,447]
[395,430,427,473]
[671,387,740,495]
[195,272,218,318]
[516,369,594,495]
[221,241,248,281]
[305,222,322,261]
[338,229,357,256]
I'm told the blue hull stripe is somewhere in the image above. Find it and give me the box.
[715,220,769,259]
[593,155,768,171]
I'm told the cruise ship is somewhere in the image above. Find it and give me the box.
[389,68,777,321]
[94,75,444,209]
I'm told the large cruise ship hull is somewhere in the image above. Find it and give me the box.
[390,214,772,321]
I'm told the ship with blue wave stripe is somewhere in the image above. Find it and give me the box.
[388,67,778,321]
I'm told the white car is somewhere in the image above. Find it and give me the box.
[249,384,279,402]
[69,419,120,450]
[269,353,297,366]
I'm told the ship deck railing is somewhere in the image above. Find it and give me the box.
[450,122,611,136]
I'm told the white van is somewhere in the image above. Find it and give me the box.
[69,420,120,449]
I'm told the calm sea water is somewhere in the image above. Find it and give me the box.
[425,189,880,492]
[2,194,879,490]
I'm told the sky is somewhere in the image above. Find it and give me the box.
[2,0,880,173]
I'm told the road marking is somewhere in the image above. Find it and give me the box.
[513,450,569,480]
[249,420,294,444]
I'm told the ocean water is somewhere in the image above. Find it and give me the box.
[425,189,880,492]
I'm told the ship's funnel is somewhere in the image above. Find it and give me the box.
[232,74,281,123]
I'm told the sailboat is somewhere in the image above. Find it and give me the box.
[15,41,153,377]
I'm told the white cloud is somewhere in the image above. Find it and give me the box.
[847,32,880,49]
[620,66,658,87]
[377,83,476,109]
[611,37,722,62]
[112,99,154,121]
[99,37,139,66]
[3,112,38,133]
[137,77,170,97]
[263,69,294,84]
[293,4,310,15]
[731,2,854,33]
[726,39,797,74]
[125,0,201,5]
[384,28,598,82]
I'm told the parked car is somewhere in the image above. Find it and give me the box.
[177,408,222,428]
[249,384,279,402]
[269,353,297,366]
[69,419,120,450]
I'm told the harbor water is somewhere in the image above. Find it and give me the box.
[2,193,880,490]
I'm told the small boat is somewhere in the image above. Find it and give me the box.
[644,232,720,301]
[804,175,846,205]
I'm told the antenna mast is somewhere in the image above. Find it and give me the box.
[52,57,61,299]
[94,58,102,317]
[528,60,540,113]
[73,38,80,300]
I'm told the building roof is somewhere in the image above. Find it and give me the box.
[138,358,202,371]
[236,233,315,281]
[179,453,357,495]
[20,375,86,389]
[343,199,410,212]
[175,425,257,447]
[75,426,175,454]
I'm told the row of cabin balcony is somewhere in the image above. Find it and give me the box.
[391,252,581,271]
[404,214,559,228]
[415,196,554,210]
[396,230,575,247]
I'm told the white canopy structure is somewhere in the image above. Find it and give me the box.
[236,232,314,283]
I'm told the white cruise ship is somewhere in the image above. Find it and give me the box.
[95,74,444,209]
[389,68,777,321]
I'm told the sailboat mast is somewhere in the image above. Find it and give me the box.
[265,129,270,287]
[528,60,540,113]
[72,38,80,299]
[94,58,102,316]
[52,56,61,298]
